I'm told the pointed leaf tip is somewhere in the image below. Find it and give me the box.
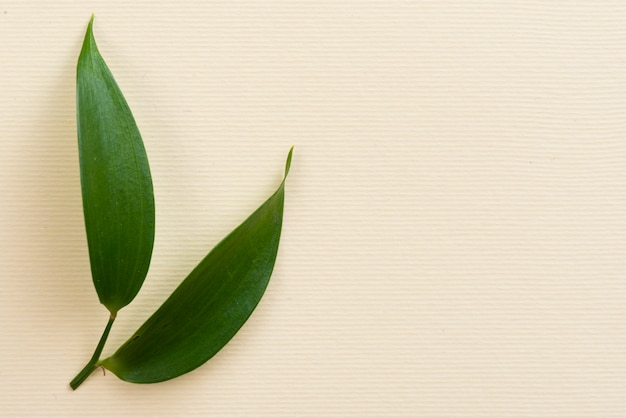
[86,14,95,39]
[285,146,294,177]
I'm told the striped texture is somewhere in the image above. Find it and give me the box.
[1,1,626,416]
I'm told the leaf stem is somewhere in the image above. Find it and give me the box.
[70,312,116,390]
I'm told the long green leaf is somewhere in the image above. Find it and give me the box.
[77,16,155,314]
[101,148,293,383]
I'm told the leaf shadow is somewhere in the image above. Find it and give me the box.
[24,43,103,326]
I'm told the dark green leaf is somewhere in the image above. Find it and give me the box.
[77,16,155,314]
[101,148,293,383]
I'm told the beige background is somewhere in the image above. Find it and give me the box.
[2,1,626,416]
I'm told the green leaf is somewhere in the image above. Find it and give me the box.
[76,16,155,314]
[101,148,293,383]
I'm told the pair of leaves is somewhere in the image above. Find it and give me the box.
[71,16,291,389]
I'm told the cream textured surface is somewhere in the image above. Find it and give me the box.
[2,1,626,416]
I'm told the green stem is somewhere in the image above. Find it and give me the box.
[70,312,116,390]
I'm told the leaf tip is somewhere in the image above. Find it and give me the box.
[86,14,95,37]
[79,14,97,62]
[285,146,294,178]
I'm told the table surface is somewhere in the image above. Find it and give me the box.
[2,1,626,417]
